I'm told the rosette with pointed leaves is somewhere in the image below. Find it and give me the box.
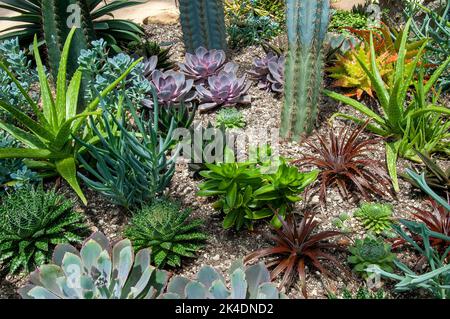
[19,232,169,299]
[248,52,279,91]
[127,40,174,71]
[328,45,396,100]
[348,236,396,279]
[0,186,87,274]
[294,122,393,204]
[354,203,394,234]
[0,131,40,190]
[143,70,196,108]
[324,20,450,192]
[178,0,227,53]
[125,199,207,268]
[161,259,287,299]
[196,63,252,111]
[178,47,227,82]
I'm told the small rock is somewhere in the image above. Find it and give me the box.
[212,254,220,261]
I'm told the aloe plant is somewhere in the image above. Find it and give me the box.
[41,0,95,80]
[0,28,141,204]
[178,0,228,53]
[324,20,450,191]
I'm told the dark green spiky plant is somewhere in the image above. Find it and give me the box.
[281,0,330,139]
[0,186,88,274]
[178,0,227,53]
[125,199,208,268]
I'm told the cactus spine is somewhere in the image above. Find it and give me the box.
[42,0,95,80]
[281,0,330,140]
[178,0,227,53]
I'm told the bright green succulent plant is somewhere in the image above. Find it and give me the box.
[354,203,394,234]
[348,236,396,278]
[197,151,318,230]
[19,232,169,299]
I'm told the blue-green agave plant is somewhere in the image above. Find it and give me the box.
[18,232,169,299]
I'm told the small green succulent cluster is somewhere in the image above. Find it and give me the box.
[125,199,208,268]
[19,232,169,299]
[161,260,287,299]
[354,203,394,234]
[0,186,87,274]
[329,10,370,34]
[348,236,396,278]
[216,107,246,129]
[19,239,286,299]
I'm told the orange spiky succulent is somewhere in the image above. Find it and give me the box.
[328,45,396,99]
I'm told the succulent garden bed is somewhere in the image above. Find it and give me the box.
[0,0,449,301]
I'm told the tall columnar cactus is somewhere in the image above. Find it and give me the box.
[281,0,330,140]
[42,0,95,79]
[178,0,227,53]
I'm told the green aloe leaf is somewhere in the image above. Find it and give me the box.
[55,157,87,205]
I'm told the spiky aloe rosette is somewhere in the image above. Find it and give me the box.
[281,0,330,139]
[19,232,169,299]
